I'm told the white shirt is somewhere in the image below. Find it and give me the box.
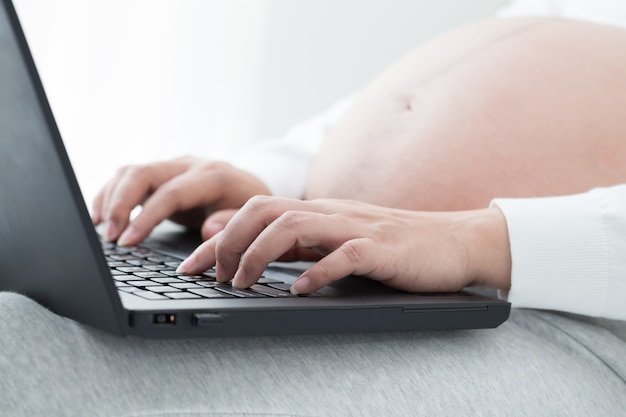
[497,0,626,29]
[232,0,626,320]
[492,188,626,320]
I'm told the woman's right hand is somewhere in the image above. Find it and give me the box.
[178,196,512,295]
[91,156,271,246]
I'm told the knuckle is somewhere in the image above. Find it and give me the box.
[200,160,231,174]
[274,210,305,231]
[123,164,151,182]
[314,260,335,281]
[244,195,273,212]
[339,241,364,265]
[215,227,236,252]
[156,184,182,204]
[216,229,228,247]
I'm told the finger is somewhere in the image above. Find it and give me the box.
[118,170,225,246]
[103,159,200,242]
[291,238,379,295]
[201,209,238,240]
[231,209,352,288]
[97,168,130,240]
[102,168,155,243]
[177,234,219,275]
[215,196,315,282]
[91,188,105,225]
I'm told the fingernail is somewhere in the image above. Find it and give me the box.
[232,267,246,288]
[117,226,139,247]
[291,276,311,295]
[177,254,197,274]
[105,221,119,242]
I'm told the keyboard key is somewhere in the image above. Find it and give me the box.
[214,284,266,298]
[148,286,182,293]
[143,265,169,271]
[170,282,204,289]
[112,275,134,281]
[107,261,130,268]
[155,269,178,275]
[178,275,212,282]
[133,272,166,279]
[249,284,296,297]
[165,292,202,299]
[189,288,232,298]
[151,277,185,284]
[113,247,134,254]
[110,270,128,276]
[133,290,168,300]
[197,281,219,288]
[257,277,282,284]
[109,254,136,261]
[266,283,293,292]
[129,260,160,267]
[118,267,149,273]
[148,256,179,263]
[126,280,160,287]
[161,270,184,276]
[131,249,158,258]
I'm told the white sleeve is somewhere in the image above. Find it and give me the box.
[231,95,355,199]
[491,185,626,320]
[497,0,626,30]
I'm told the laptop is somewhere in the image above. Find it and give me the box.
[0,0,510,338]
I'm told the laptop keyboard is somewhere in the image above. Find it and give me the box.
[102,241,323,300]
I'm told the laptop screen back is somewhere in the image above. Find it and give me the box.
[0,0,126,335]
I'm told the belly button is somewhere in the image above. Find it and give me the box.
[396,94,416,112]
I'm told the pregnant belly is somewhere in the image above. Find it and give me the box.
[305,17,626,210]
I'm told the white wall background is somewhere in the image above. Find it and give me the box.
[13,0,509,205]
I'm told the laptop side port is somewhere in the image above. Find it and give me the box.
[192,312,224,326]
[153,313,176,325]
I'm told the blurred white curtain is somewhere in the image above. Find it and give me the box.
[14,0,269,205]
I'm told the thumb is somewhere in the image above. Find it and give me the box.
[201,208,239,240]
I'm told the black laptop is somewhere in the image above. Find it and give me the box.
[0,0,510,338]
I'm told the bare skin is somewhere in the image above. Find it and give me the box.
[307,18,626,209]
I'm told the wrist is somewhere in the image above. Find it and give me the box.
[464,207,512,290]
